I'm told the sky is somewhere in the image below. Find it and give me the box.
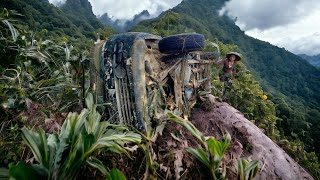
[48,0,320,55]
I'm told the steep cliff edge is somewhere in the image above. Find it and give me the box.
[189,101,313,179]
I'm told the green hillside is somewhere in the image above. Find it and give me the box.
[132,0,320,156]
[60,0,104,37]
[0,0,104,38]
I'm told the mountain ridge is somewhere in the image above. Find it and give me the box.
[99,10,152,32]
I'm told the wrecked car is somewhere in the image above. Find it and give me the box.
[91,32,219,131]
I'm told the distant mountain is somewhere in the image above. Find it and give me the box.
[99,10,151,32]
[0,0,104,39]
[299,54,320,67]
[62,0,93,15]
[99,13,113,27]
[132,0,320,158]
[60,0,104,37]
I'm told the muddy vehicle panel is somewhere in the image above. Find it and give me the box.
[92,32,217,131]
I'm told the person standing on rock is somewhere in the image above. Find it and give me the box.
[214,51,242,100]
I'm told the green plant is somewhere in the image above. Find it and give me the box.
[8,93,141,179]
[138,120,166,179]
[237,159,259,180]
[186,134,231,180]
[167,111,229,179]
[167,112,259,180]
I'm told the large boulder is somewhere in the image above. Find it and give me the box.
[190,101,313,180]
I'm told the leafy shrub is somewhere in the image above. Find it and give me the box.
[8,93,141,179]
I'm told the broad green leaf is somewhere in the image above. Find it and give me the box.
[106,168,126,180]
[85,92,94,111]
[47,133,58,178]
[9,162,45,180]
[21,128,43,164]
[206,137,217,158]
[245,160,258,172]
[54,117,71,172]
[86,157,108,176]
[237,159,246,180]
[72,110,88,140]
[246,160,259,179]
[38,128,49,168]
[186,148,211,170]
[83,133,95,152]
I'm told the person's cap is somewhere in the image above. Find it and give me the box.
[226,52,241,61]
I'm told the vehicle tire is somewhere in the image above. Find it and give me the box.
[159,33,205,54]
[200,52,220,60]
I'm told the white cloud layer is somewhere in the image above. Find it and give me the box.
[49,0,182,20]
[48,0,66,5]
[90,0,182,20]
[220,0,320,55]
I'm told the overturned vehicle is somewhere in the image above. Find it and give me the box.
[92,32,219,131]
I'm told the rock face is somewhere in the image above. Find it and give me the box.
[190,101,313,180]
[99,10,151,32]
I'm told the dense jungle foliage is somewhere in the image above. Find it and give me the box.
[0,0,320,178]
[0,0,112,39]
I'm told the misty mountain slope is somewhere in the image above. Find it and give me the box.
[299,54,320,67]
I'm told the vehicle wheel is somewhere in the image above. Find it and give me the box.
[200,52,220,60]
[159,33,205,54]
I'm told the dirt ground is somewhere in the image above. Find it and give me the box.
[188,101,313,180]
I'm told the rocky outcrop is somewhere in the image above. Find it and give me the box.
[190,101,313,180]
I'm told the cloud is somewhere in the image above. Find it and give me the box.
[219,0,320,31]
[48,0,66,6]
[89,0,182,20]
[219,0,320,55]
[245,9,320,55]
[48,0,182,20]
[277,33,320,55]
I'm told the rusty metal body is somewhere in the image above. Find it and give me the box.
[92,32,215,131]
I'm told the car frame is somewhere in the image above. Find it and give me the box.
[91,32,218,131]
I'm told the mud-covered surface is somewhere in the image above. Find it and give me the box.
[189,101,313,180]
